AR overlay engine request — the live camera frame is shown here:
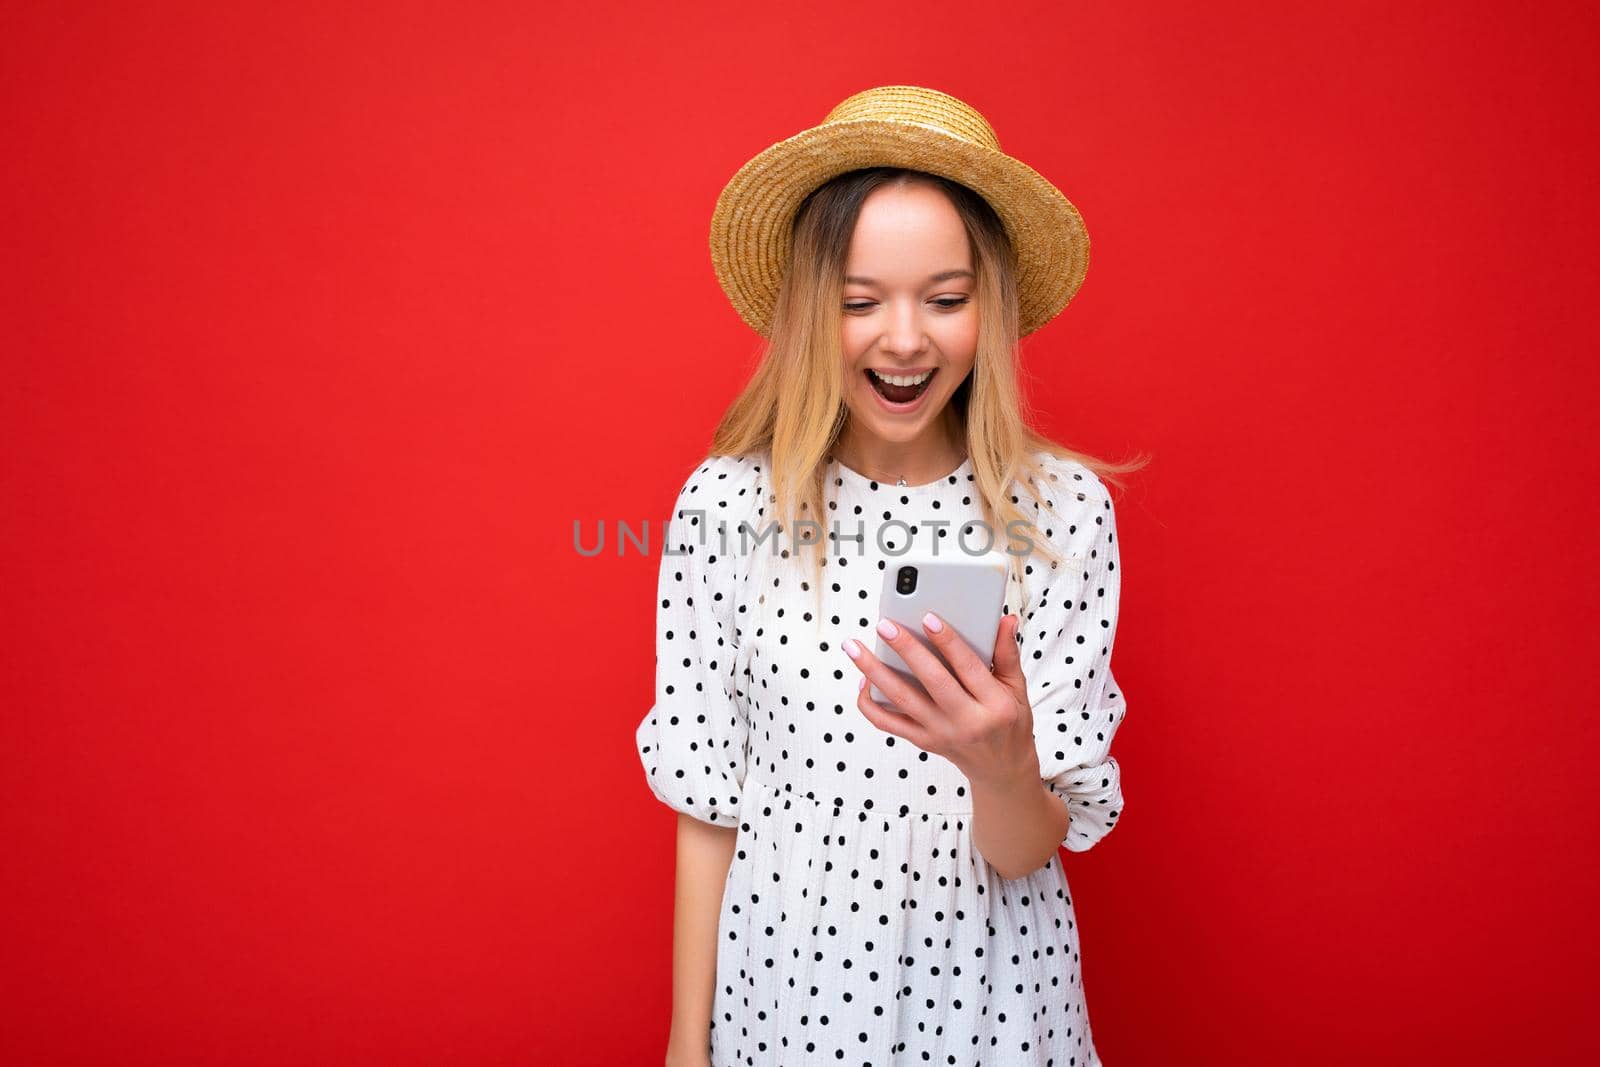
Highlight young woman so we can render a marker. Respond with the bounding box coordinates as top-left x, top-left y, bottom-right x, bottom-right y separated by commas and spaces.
636, 86, 1144, 1067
